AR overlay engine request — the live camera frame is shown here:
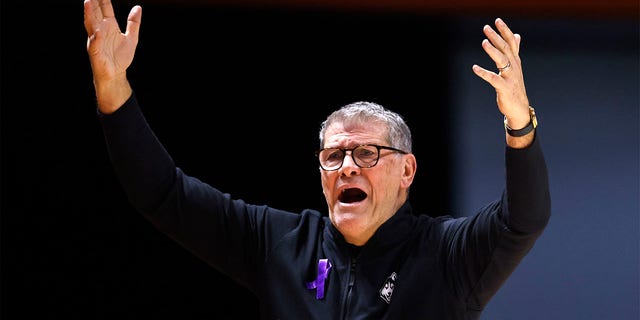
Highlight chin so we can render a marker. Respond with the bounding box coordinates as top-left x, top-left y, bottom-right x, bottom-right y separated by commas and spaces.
332, 210, 364, 231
